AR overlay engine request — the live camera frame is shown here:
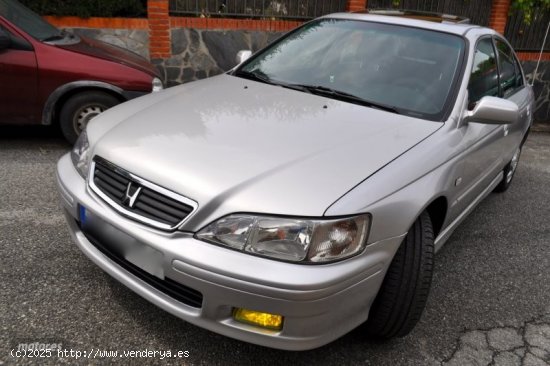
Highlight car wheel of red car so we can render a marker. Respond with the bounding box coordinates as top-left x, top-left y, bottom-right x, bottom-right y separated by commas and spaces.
60, 91, 119, 144
365, 210, 434, 338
